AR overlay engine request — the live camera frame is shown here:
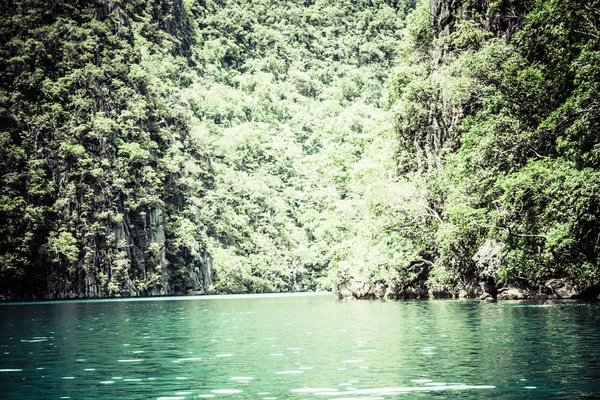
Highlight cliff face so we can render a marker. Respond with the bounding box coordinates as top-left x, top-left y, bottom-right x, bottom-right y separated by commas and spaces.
430, 0, 529, 37
0, 0, 213, 299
